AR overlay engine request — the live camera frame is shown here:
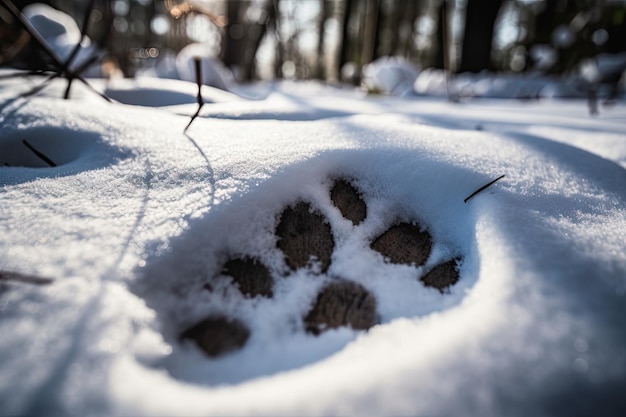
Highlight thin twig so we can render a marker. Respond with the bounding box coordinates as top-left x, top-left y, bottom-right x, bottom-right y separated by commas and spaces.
184, 106, 203, 133
61, 0, 97, 100
76, 71, 112, 102
194, 57, 203, 107
0, 270, 53, 285
464, 174, 505, 203
22, 139, 57, 167
184, 56, 205, 132
63, 0, 96, 70
0, 69, 52, 80
18, 73, 59, 99
63, 54, 102, 99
